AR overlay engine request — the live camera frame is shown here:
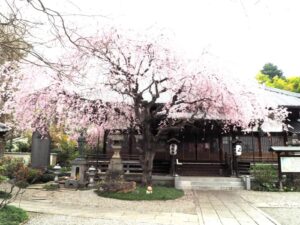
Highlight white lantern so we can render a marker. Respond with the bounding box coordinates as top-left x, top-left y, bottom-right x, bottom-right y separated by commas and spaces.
169, 143, 178, 155
235, 144, 242, 156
